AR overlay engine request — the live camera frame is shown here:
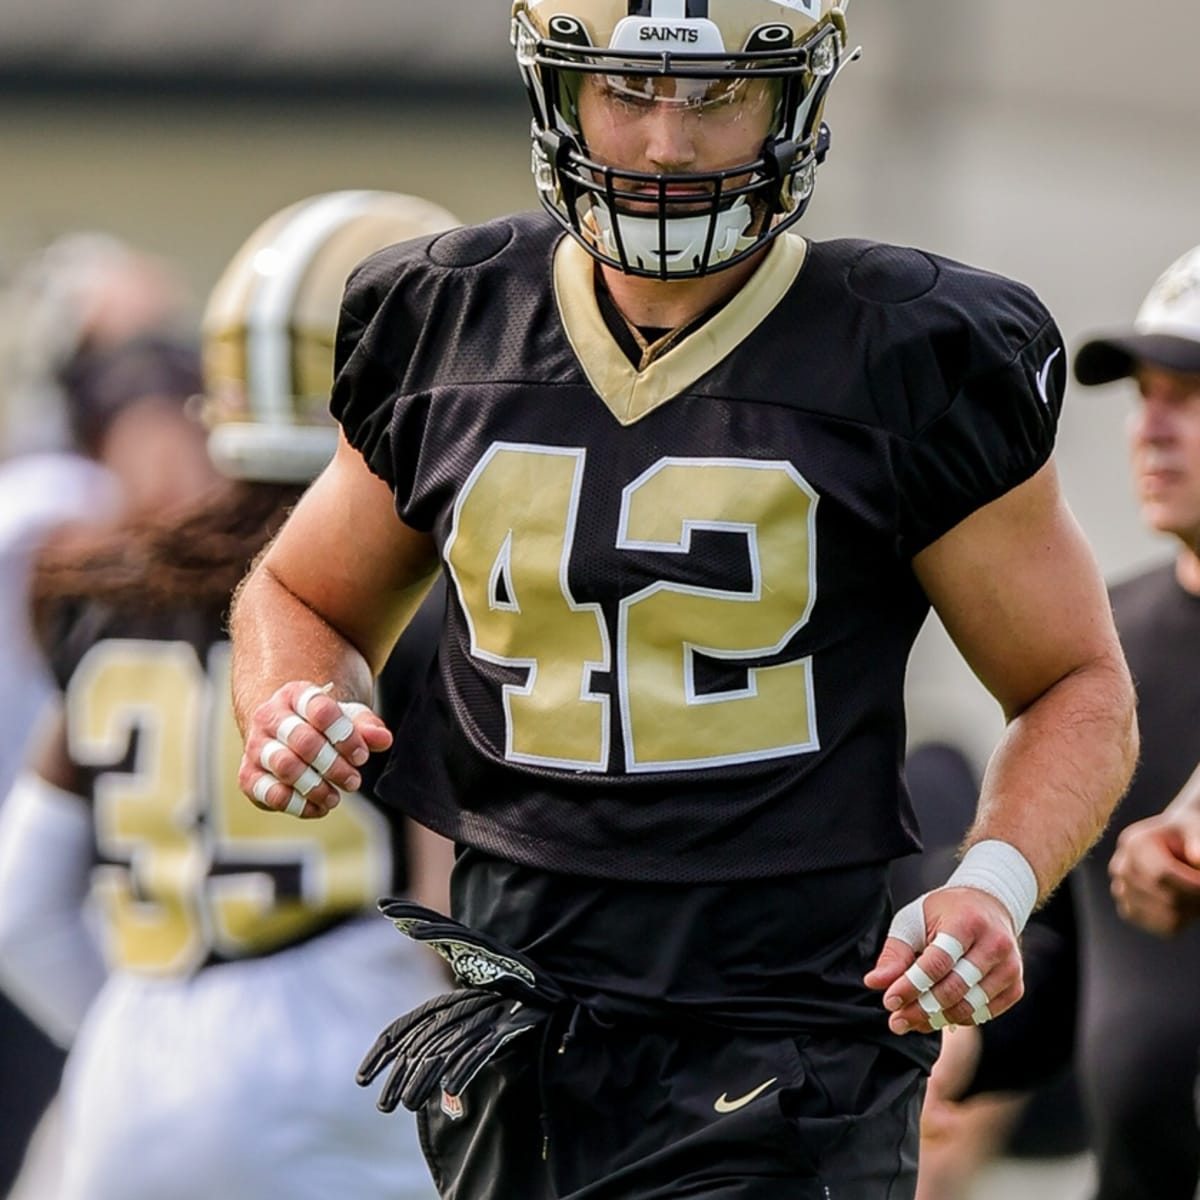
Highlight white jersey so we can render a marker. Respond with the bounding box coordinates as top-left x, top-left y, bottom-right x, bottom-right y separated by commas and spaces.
0, 452, 117, 803
58, 916, 443, 1200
